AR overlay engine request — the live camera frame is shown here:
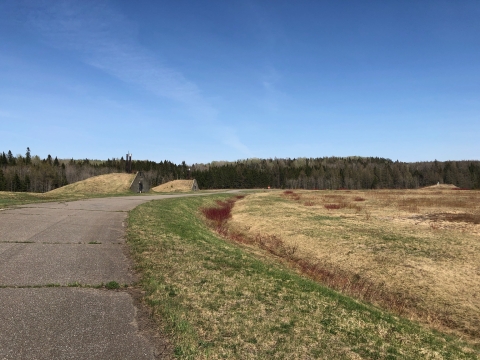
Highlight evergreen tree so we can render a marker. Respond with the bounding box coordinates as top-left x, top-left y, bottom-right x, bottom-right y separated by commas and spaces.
12, 173, 22, 192
7, 150, 15, 165
25, 147, 31, 165
23, 175, 31, 192
0, 169, 6, 191
0, 152, 7, 166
